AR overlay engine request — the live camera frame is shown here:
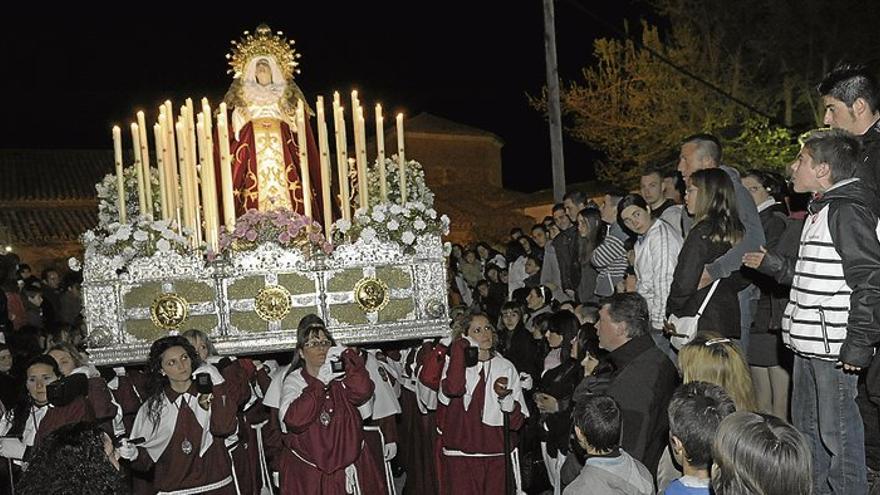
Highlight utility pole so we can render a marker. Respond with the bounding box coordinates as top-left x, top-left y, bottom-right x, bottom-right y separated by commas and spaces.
543, 0, 566, 201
